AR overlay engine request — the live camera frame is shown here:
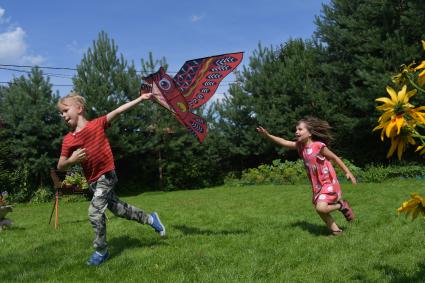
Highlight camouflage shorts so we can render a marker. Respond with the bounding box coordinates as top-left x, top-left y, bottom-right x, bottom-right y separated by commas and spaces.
88, 170, 150, 252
